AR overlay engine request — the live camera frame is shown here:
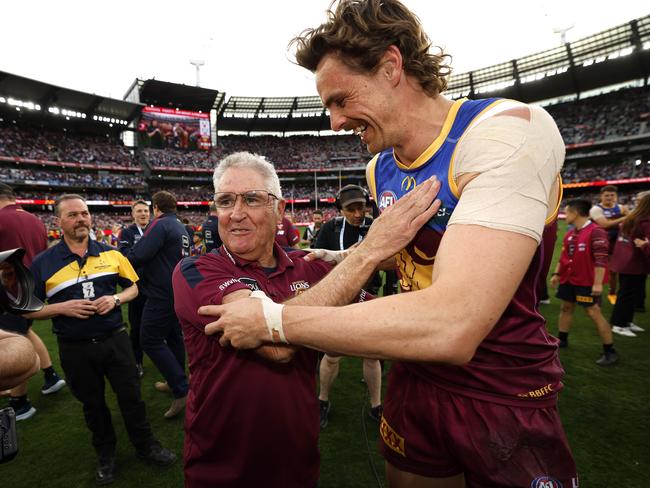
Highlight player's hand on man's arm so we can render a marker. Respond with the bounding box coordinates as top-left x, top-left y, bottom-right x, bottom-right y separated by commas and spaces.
202, 289, 297, 361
